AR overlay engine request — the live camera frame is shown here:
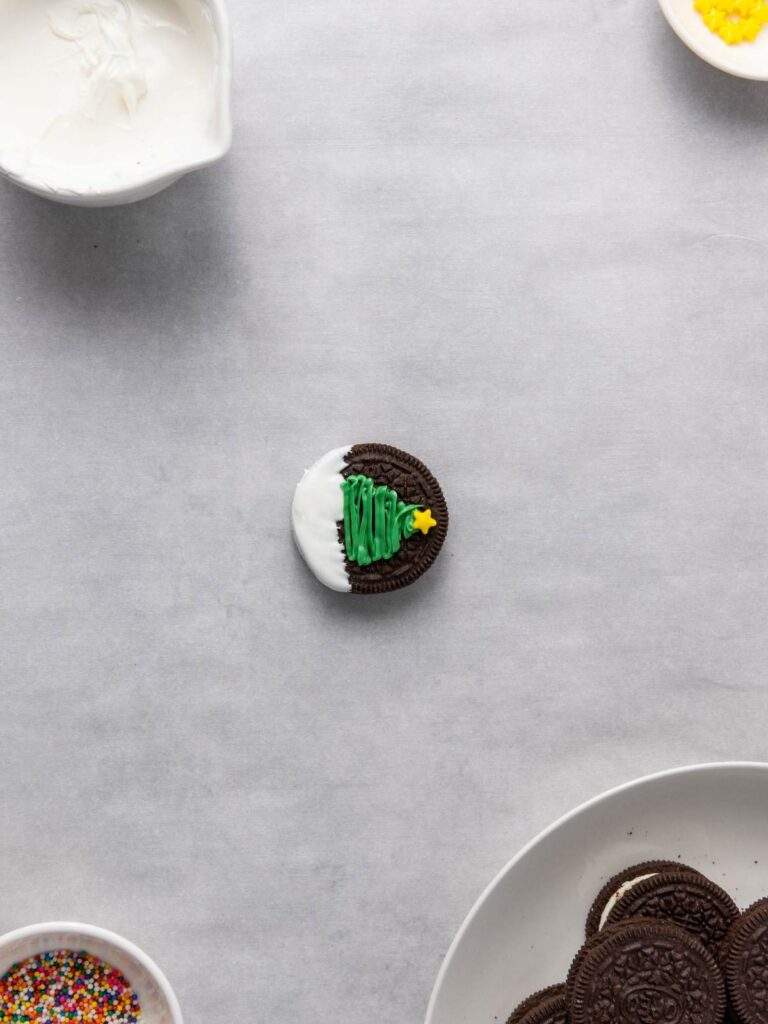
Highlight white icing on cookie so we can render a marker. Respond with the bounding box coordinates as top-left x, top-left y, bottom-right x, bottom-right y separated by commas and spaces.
292, 446, 352, 593
598, 872, 657, 930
